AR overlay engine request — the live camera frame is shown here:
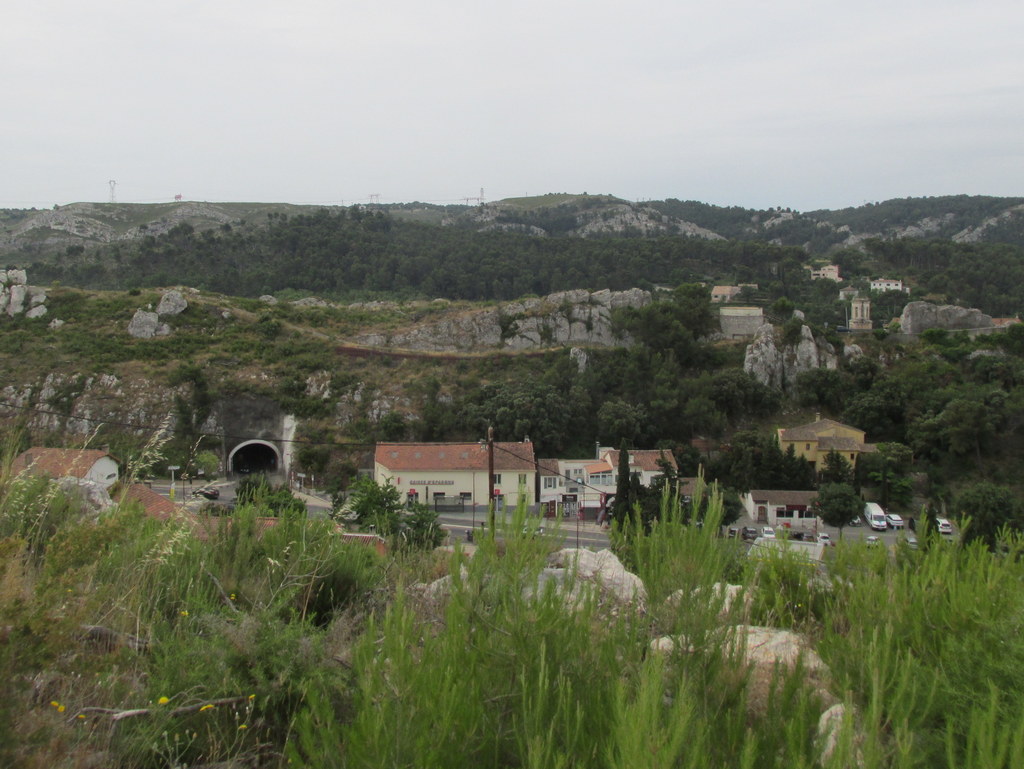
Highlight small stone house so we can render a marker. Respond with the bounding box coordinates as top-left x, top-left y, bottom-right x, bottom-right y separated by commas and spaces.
13, 447, 119, 490
711, 285, 743, 303
742, 489, 820, 527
